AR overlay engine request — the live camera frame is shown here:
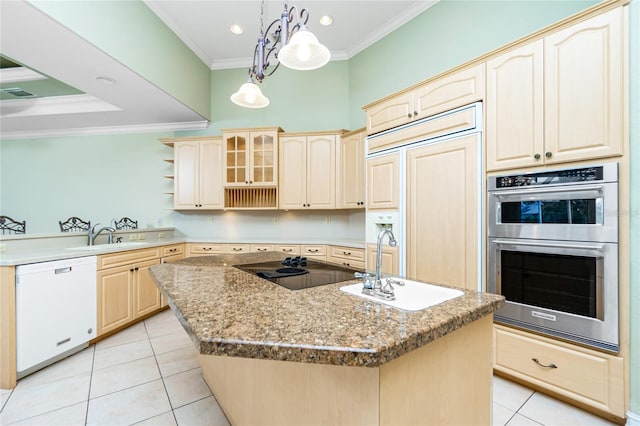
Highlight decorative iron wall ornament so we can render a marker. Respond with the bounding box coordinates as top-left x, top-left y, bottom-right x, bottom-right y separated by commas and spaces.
113, 217, 138, 230
59, 216, 91, 232
0, 215, 26, 234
